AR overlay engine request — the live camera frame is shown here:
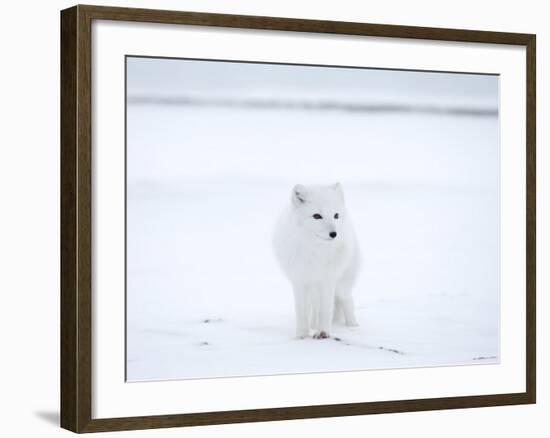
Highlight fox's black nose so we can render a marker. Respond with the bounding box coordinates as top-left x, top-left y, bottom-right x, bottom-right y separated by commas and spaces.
329, 231, 337, 239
